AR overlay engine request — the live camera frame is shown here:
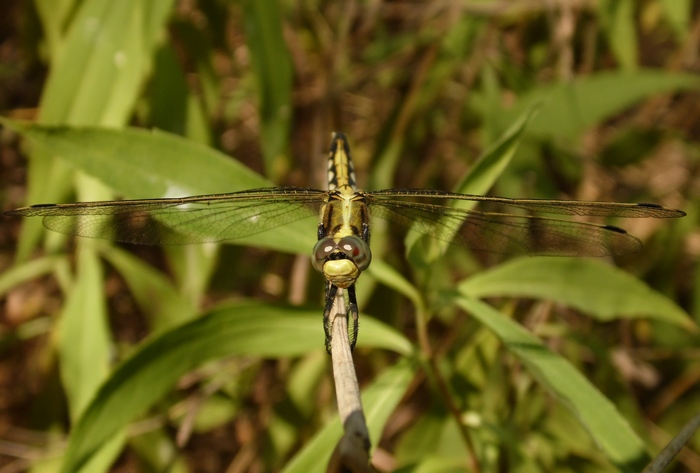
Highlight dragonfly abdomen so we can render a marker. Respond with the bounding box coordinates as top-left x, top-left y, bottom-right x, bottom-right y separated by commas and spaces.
327, 132, 357, 192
